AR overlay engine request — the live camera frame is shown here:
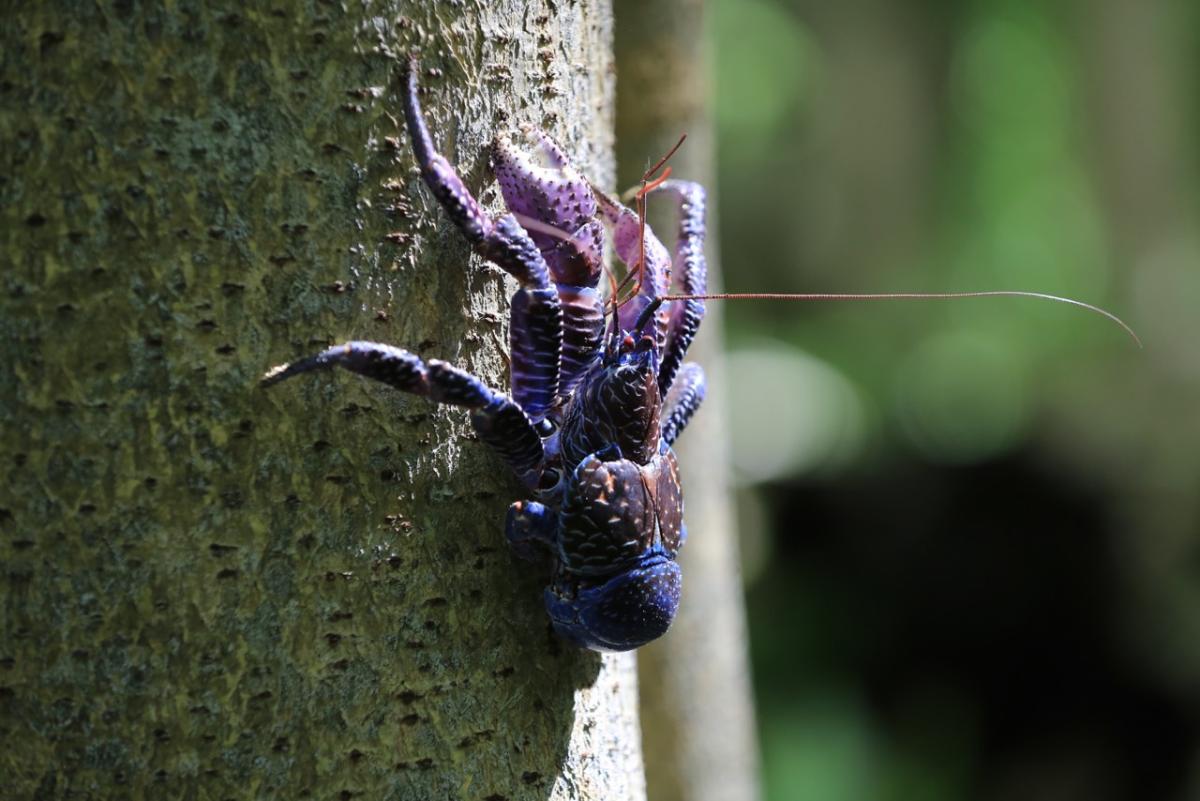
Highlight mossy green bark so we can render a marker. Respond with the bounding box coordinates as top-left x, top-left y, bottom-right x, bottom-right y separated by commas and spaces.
1, 3, 645, 799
